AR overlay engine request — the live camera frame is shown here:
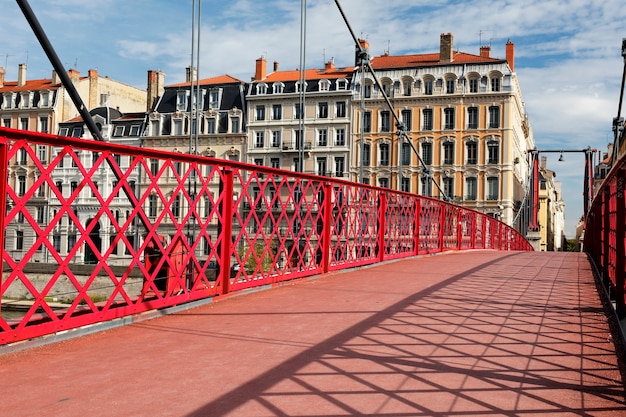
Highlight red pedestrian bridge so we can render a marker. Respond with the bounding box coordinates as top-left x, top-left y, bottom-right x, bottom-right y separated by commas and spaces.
0, 128, 625, 416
